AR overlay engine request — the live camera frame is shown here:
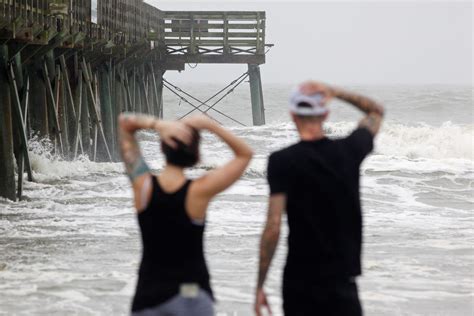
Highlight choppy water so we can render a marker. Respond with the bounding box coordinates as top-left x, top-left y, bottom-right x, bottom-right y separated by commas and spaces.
0, 84, 473, 315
